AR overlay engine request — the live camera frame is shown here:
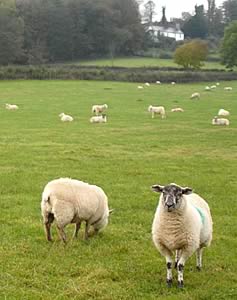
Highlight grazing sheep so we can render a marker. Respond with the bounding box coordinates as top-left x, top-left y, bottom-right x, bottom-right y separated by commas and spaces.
59, 113, 73, 122
90, 114, 107, 123
92, 104, 108, 115
224, 87, 232, 91
145, 82, 150, 86
171, 82, 176, 85
138, 86, 144, 89
5, 103, 19, 110
41, 178, 112, 242
148, 105, 166, 119
210, 85, 217, 89
205, 86, 211, 91
216, 82, 220, 86
218, 109, 230, 116
156, 81, 161, 84
212, 116, 229, 126
151, 183, 213, 288
171, 108, 184, 112
190, 92, 200, 100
